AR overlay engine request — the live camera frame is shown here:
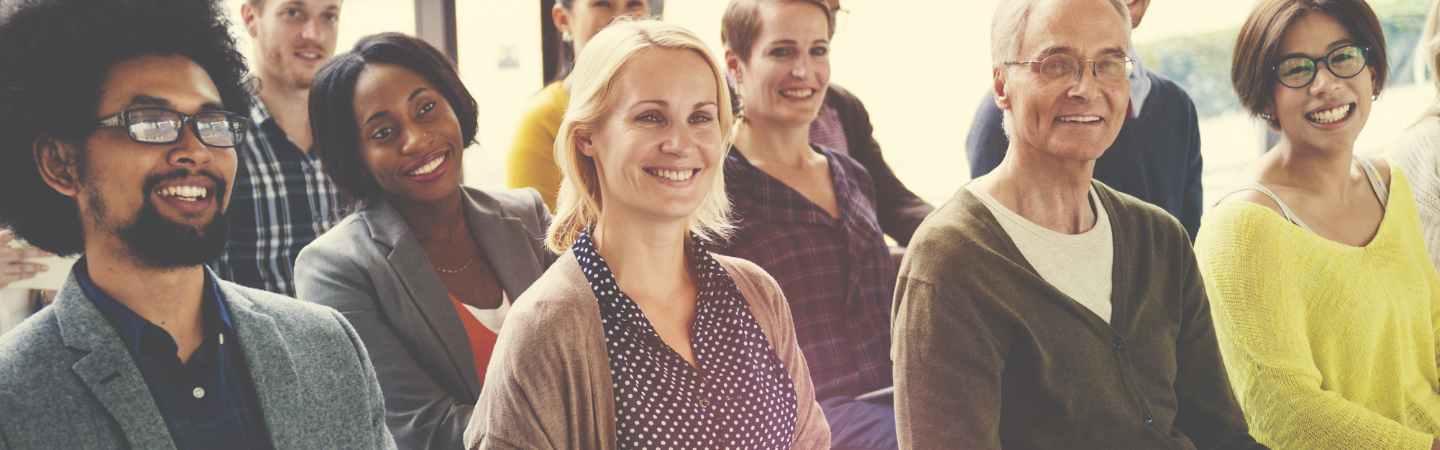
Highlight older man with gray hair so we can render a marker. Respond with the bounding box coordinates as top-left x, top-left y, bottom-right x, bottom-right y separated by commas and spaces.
890, 0, 1265, 448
